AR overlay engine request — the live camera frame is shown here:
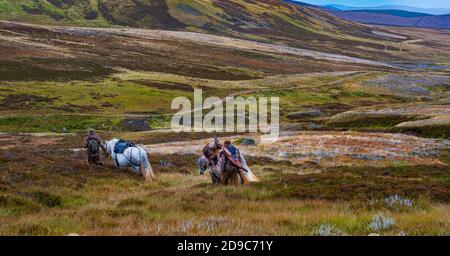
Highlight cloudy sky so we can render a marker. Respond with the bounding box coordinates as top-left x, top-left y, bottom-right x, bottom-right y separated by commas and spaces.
297, 0, 450, 8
